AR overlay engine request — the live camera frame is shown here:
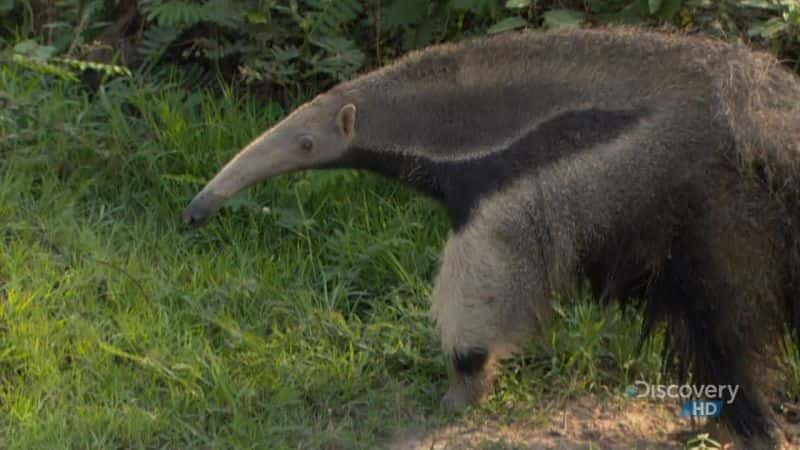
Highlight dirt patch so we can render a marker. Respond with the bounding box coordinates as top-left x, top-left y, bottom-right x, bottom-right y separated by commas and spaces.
389, 396, 800, 449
